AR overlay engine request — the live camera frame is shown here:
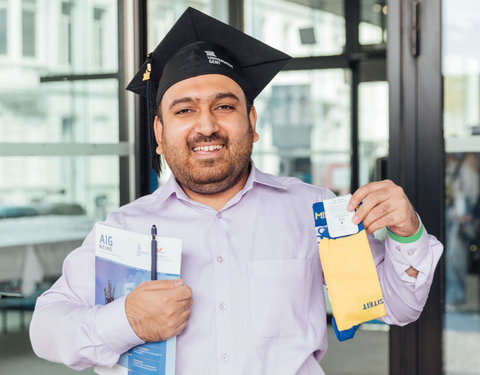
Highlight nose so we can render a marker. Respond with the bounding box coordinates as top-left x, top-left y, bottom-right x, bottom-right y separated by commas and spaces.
194, 109, 219, 136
